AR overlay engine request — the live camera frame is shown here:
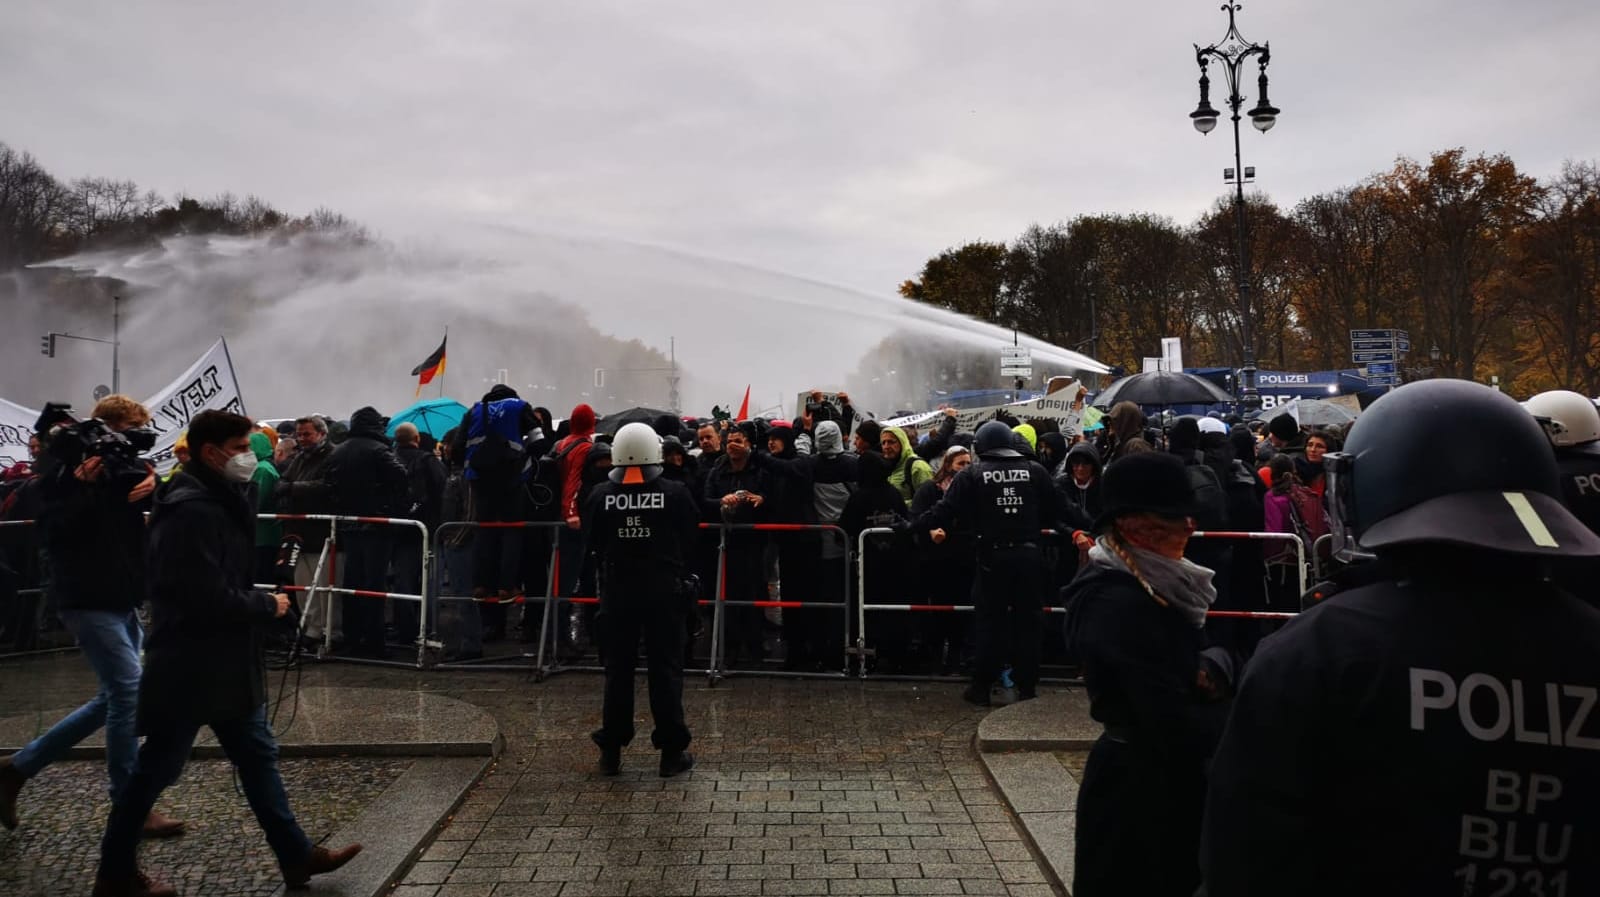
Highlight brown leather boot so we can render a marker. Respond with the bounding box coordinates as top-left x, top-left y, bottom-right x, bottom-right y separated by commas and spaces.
141, 810, 187, 839
89, 868, 177, 897
0, 756, 23, 830
281, 843, 363, 889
